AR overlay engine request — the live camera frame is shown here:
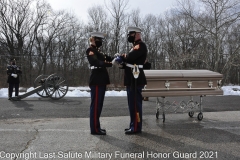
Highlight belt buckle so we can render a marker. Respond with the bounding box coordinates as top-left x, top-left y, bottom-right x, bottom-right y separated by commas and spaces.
133, 64, 140, 79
